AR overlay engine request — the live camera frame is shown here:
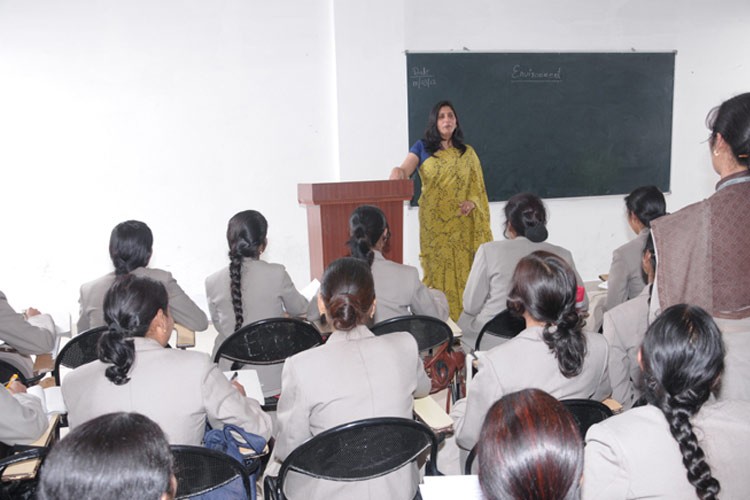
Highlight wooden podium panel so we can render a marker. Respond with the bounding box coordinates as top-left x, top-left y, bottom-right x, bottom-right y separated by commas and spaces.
298, 180, 413, 280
